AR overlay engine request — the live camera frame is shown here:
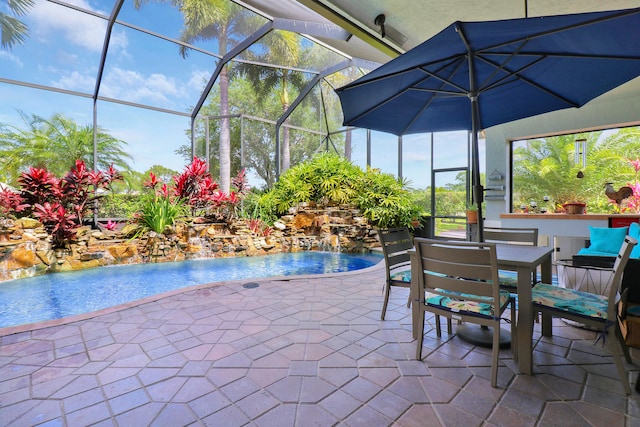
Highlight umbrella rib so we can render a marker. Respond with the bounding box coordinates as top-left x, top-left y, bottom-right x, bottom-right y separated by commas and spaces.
476, 39, 530, 92
344, 57, 468, 127
485, 51, 640, 62
416, 59, 469, 95
476, 54, 579, 107
400, 58, 470, 135
474, 7, 640, 54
